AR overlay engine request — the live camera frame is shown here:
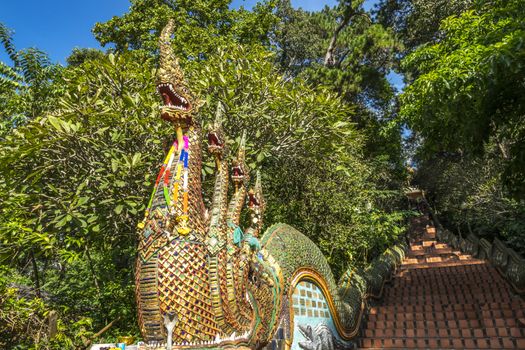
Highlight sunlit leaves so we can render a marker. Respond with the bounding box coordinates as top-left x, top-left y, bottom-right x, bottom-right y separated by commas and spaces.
0, 23, 63, 140
400, 0, 525, 196
93, 0, 276, 55
0, 51, 162, 342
